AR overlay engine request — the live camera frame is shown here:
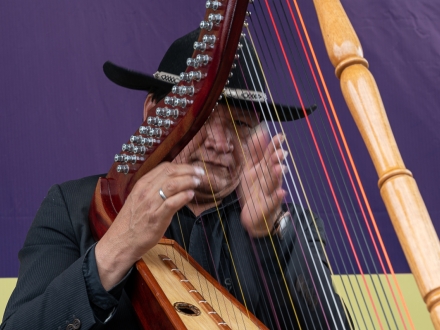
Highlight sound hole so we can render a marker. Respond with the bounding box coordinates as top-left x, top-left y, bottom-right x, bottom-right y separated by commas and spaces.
173, 302, 201, 316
